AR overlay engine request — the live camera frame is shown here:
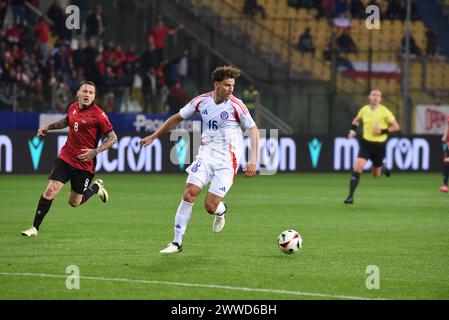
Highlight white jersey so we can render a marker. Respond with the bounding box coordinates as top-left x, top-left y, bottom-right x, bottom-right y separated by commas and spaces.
179, 91, 256, 167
